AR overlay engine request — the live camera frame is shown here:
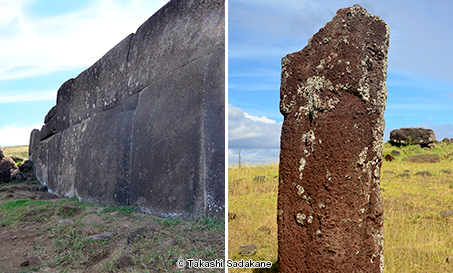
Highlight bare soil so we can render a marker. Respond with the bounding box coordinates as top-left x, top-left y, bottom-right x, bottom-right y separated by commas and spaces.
0, 180, 224, 273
